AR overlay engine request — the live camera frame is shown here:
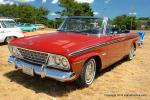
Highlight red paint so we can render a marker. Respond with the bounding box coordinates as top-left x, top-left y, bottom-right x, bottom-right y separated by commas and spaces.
9, 31, 139, 81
